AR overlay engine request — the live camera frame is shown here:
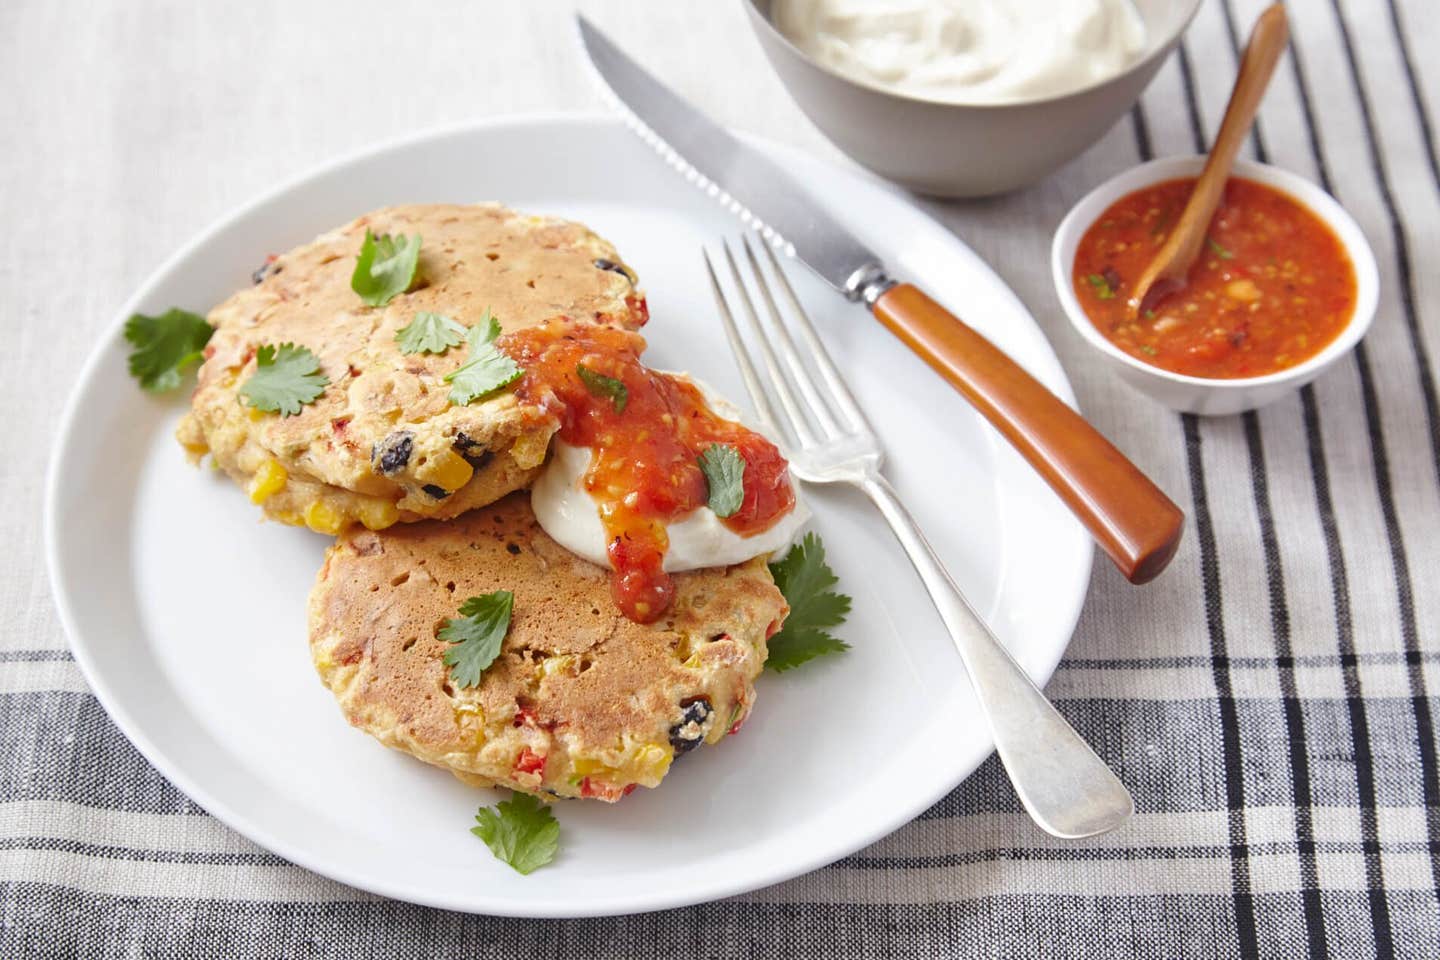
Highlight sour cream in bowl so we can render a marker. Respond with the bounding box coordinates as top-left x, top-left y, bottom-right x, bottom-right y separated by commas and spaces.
744, 0, 1202, 196
771, 0, 1148, 106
